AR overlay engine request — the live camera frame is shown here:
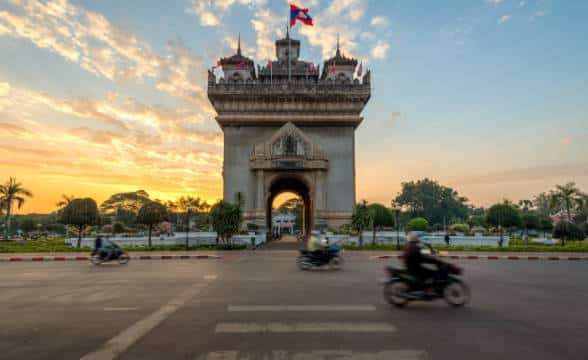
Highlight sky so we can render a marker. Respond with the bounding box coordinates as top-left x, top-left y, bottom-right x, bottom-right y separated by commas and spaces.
0, 0, 587, 214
